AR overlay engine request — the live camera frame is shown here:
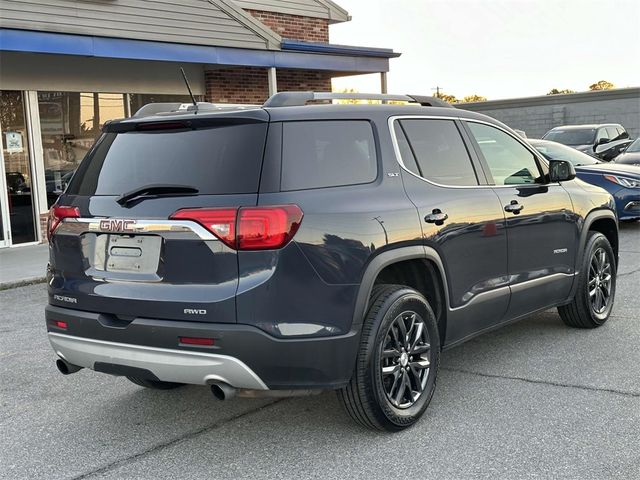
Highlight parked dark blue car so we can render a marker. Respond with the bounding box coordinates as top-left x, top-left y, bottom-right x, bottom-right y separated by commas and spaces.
530, 139, 640, 221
